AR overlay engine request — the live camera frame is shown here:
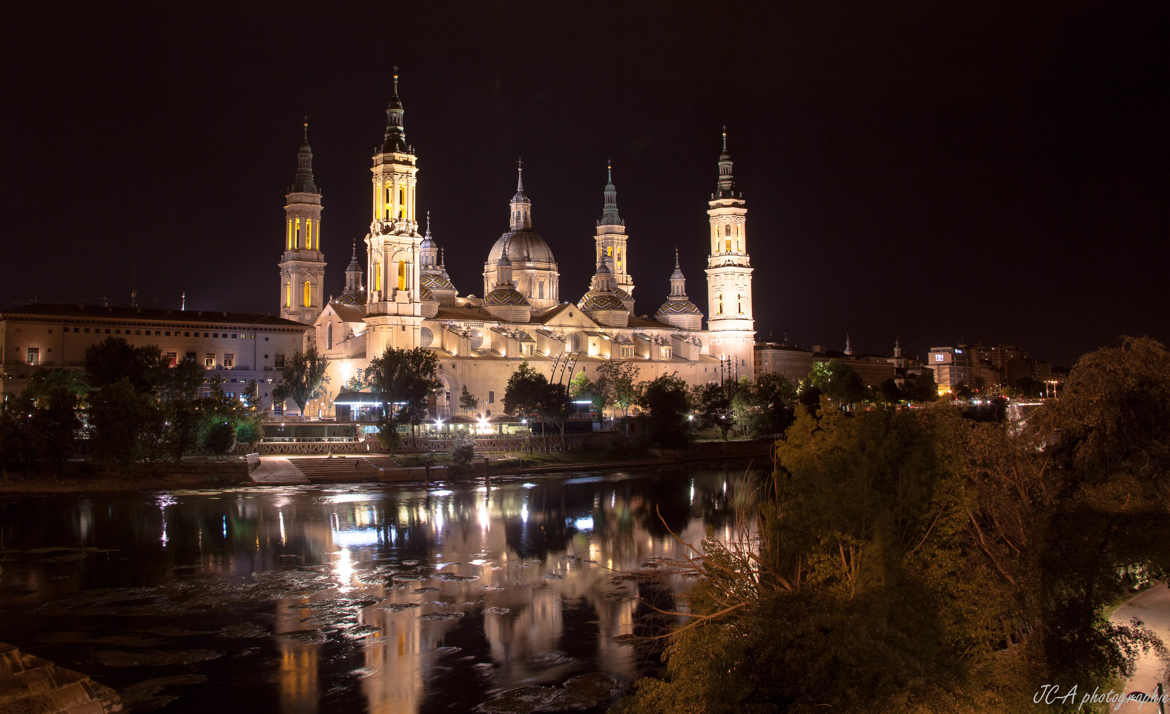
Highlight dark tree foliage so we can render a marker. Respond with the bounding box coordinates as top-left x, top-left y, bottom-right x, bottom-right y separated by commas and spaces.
84, 337, 165, 392
619, 337, 1170, 713
276, 347, 329, 416
636, 372, 690, 448
367, 347, 442, 444
806, 360, 868, 407
693, 382, 735, 440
